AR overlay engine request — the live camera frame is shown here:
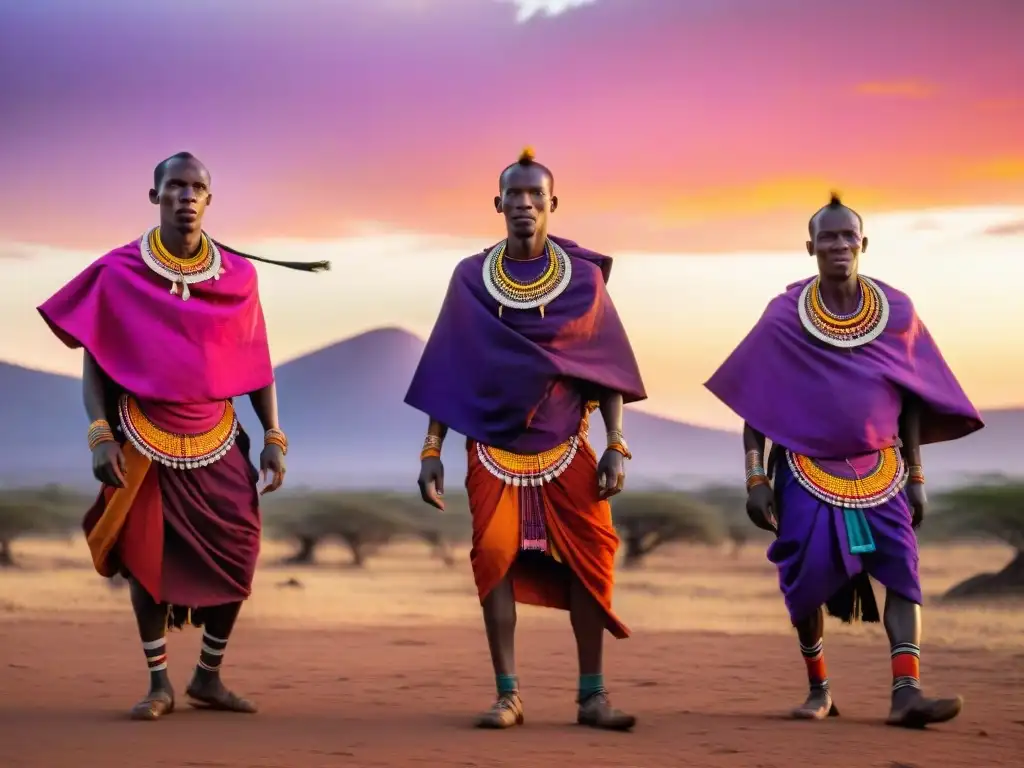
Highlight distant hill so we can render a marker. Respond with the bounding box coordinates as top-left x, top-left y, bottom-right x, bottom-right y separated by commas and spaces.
1, 328, 1020, 491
